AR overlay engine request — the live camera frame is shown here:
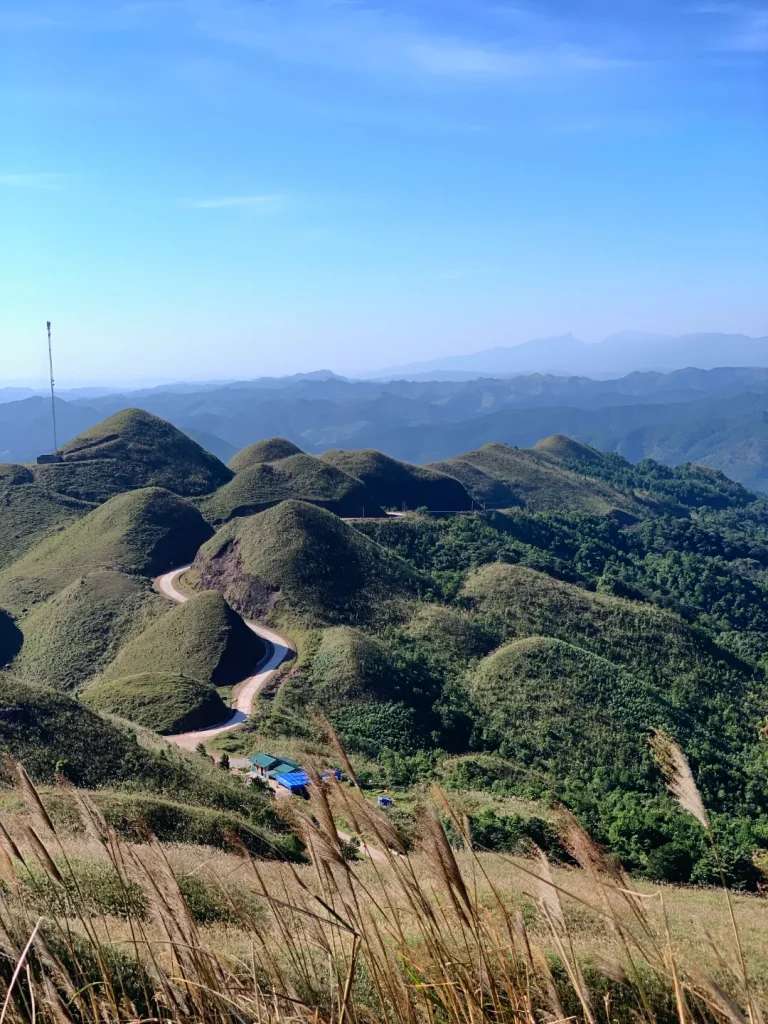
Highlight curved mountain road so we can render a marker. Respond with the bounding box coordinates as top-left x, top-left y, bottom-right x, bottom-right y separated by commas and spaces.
154, 565, 294, 750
